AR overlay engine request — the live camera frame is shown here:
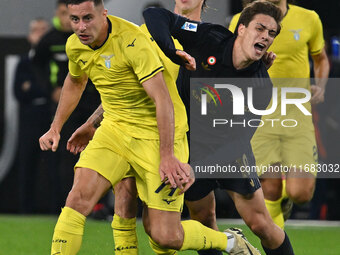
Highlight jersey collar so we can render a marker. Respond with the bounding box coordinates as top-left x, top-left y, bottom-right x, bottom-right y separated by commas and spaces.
89, 17, 112, 50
